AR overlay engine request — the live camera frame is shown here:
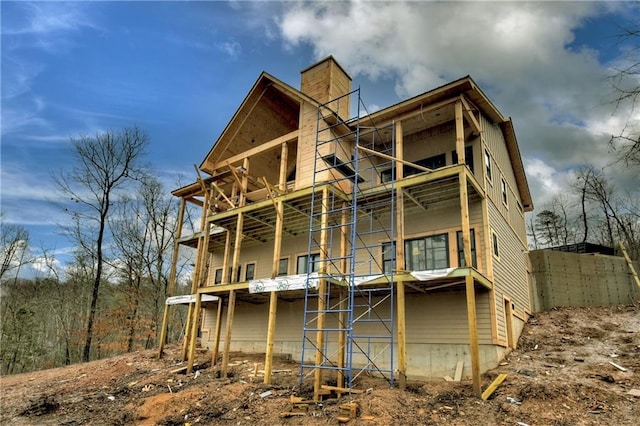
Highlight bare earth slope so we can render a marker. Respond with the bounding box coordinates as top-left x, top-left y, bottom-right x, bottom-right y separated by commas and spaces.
1, 305, 639, 425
